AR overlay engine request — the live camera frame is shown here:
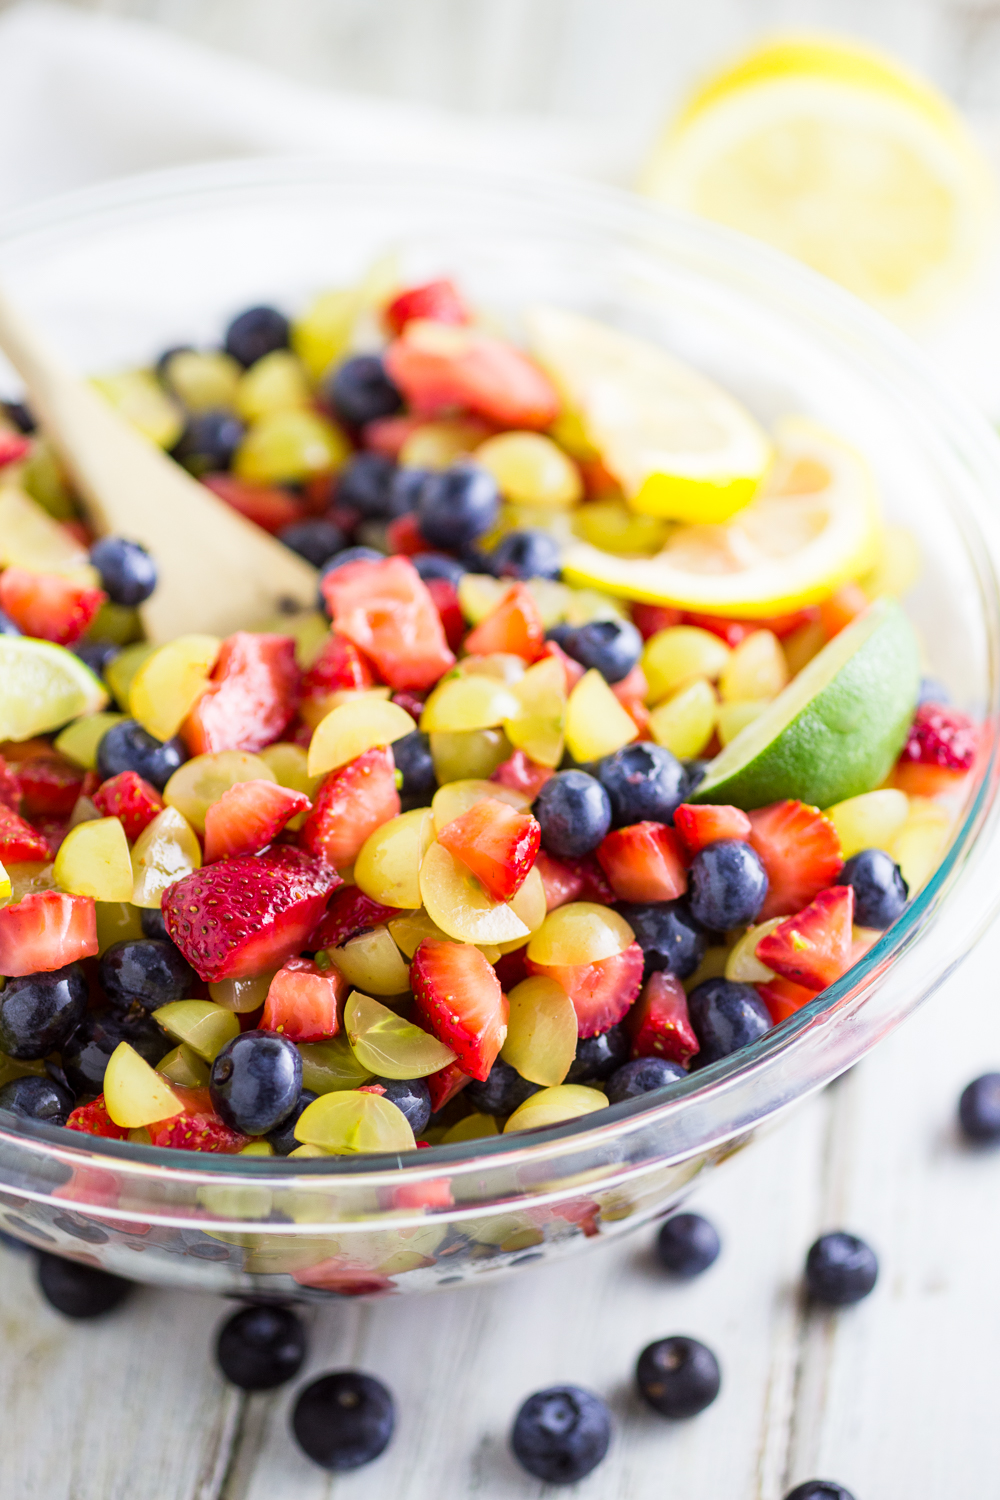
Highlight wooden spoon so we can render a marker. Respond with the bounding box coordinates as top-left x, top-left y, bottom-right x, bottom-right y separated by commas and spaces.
0, 287, 320, 643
